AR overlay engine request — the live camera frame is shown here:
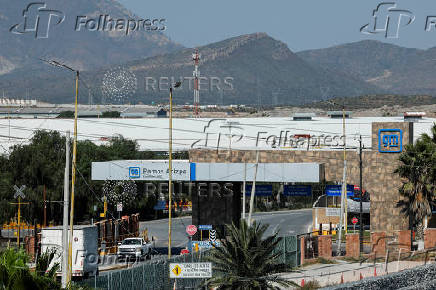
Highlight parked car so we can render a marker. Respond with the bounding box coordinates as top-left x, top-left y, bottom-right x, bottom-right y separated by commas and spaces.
117, 237, 153, 260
